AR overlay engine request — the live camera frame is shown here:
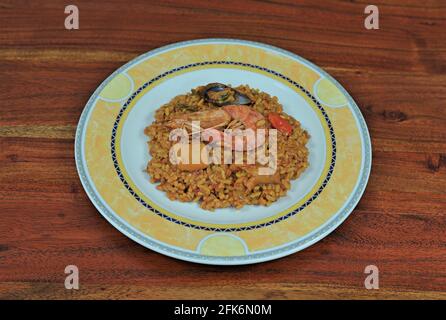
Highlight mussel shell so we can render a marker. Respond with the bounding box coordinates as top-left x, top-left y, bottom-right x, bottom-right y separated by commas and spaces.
202, 83, 252, 106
